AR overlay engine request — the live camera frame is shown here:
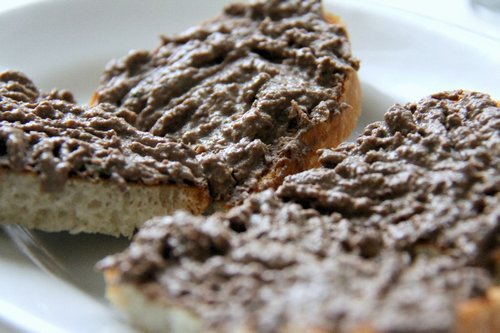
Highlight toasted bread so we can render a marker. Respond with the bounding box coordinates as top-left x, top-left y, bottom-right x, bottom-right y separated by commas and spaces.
99, 91, 500, 332
93, 0, 361, 207
0, 71, 209, 237
1, 0, 361, 236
